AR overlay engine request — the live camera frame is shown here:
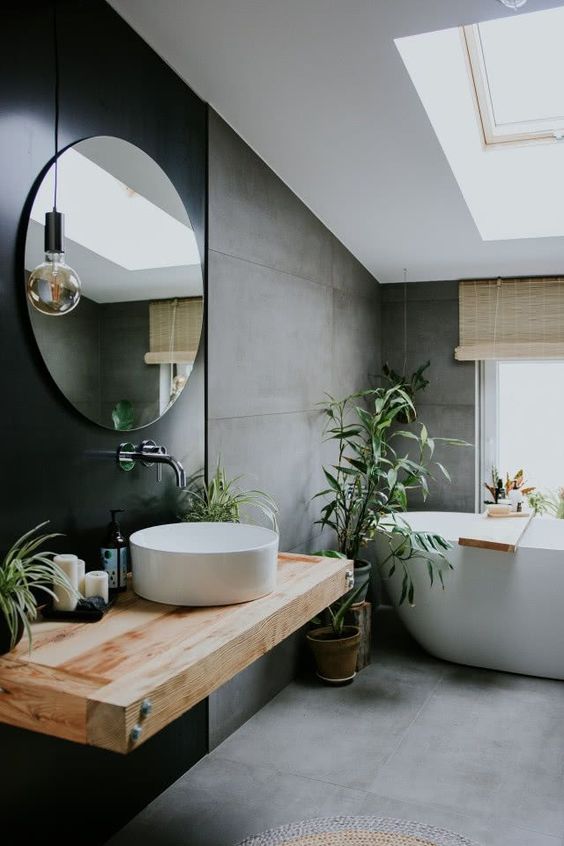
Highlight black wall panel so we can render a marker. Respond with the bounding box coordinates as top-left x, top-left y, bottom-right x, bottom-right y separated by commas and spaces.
0, 1, 208, 842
